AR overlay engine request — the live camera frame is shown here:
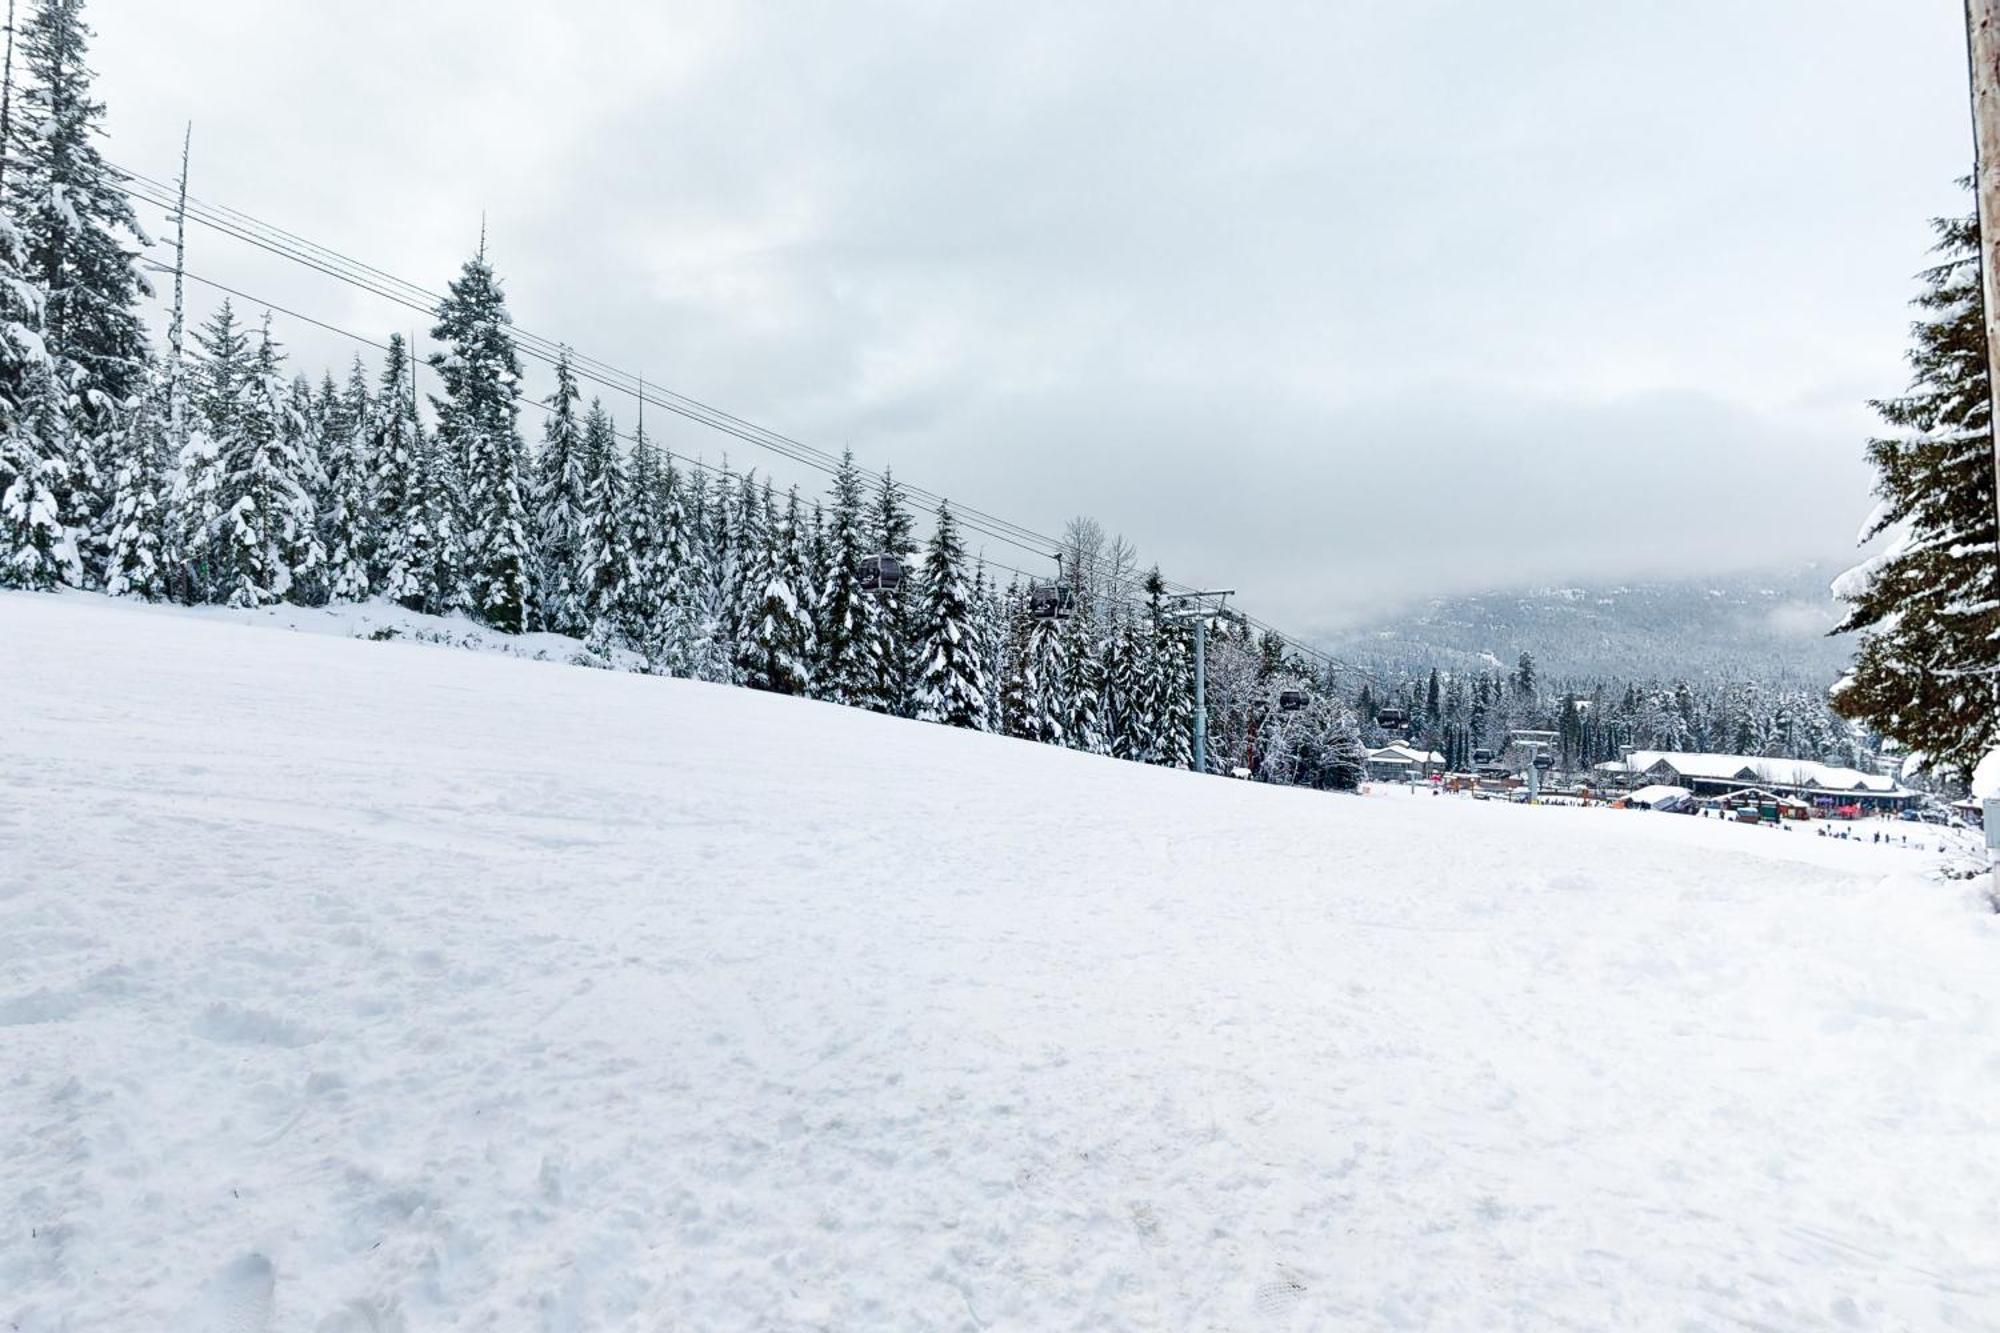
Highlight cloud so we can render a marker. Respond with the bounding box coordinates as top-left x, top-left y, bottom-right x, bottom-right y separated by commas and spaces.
89, 0, 1971, 632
